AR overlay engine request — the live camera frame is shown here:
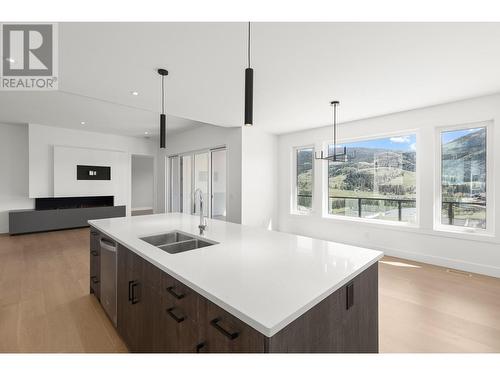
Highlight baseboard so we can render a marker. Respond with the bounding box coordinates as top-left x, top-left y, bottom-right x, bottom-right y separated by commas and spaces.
360, 243, 500, 278
132, 207, 154, 211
